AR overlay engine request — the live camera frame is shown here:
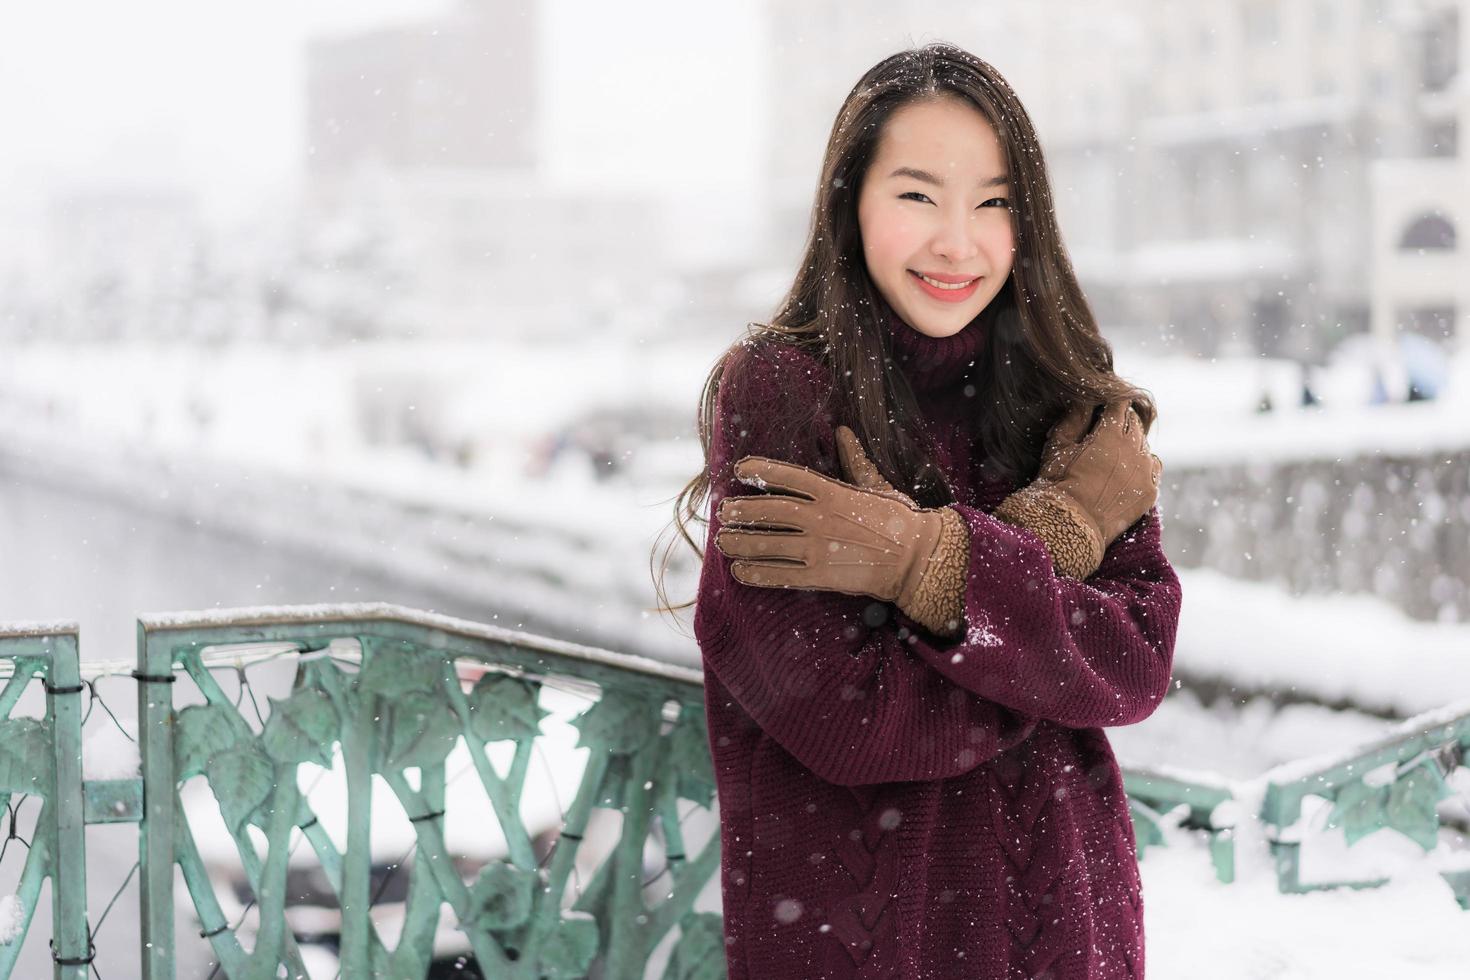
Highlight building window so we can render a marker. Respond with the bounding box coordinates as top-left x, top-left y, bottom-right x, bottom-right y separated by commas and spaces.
1426, 120, 1458, 158
1243, 1, 1279, 44
1398, 305, 1456, 342
1398, 213, 1456, 250
1422, 10, 1459, 92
